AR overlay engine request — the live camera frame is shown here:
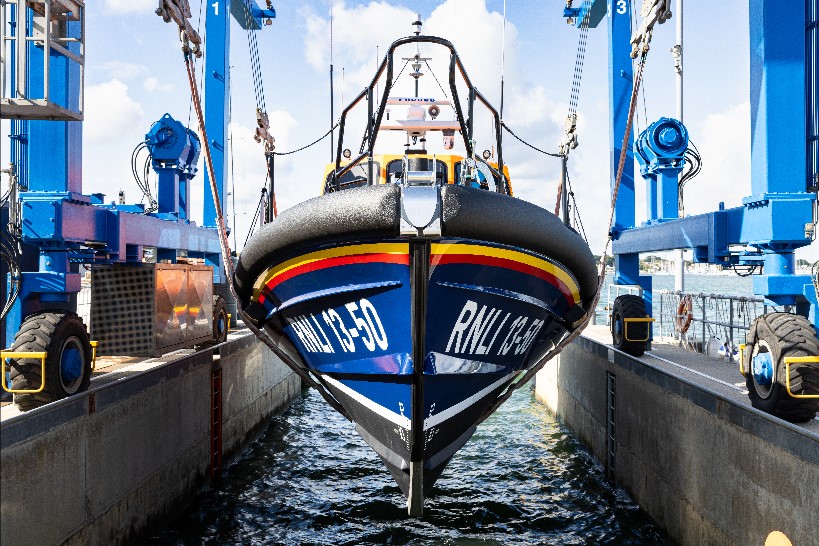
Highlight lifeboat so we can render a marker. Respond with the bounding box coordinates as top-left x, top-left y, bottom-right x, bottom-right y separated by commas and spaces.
234, 31, 598, 515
